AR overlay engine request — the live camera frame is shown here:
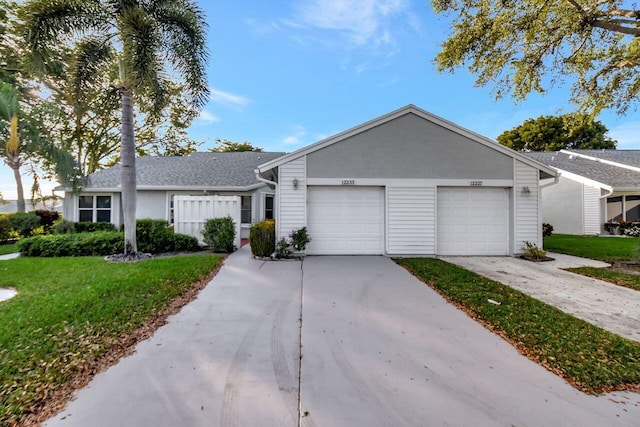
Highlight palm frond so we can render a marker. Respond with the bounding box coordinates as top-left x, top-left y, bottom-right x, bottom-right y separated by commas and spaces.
67, 35, 115, 104
147, 0, 209, 108
0, 82, 18, 120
